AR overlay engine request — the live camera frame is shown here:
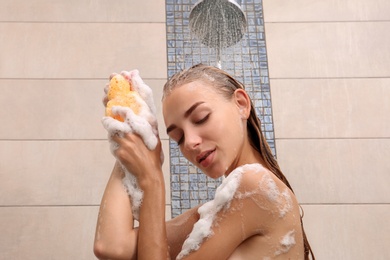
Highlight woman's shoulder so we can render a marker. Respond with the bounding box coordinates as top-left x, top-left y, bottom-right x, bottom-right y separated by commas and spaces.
232, 163, 298, 218
202, 163, 268, 215
233, 163, 290, 191
230, 163, 273, 190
